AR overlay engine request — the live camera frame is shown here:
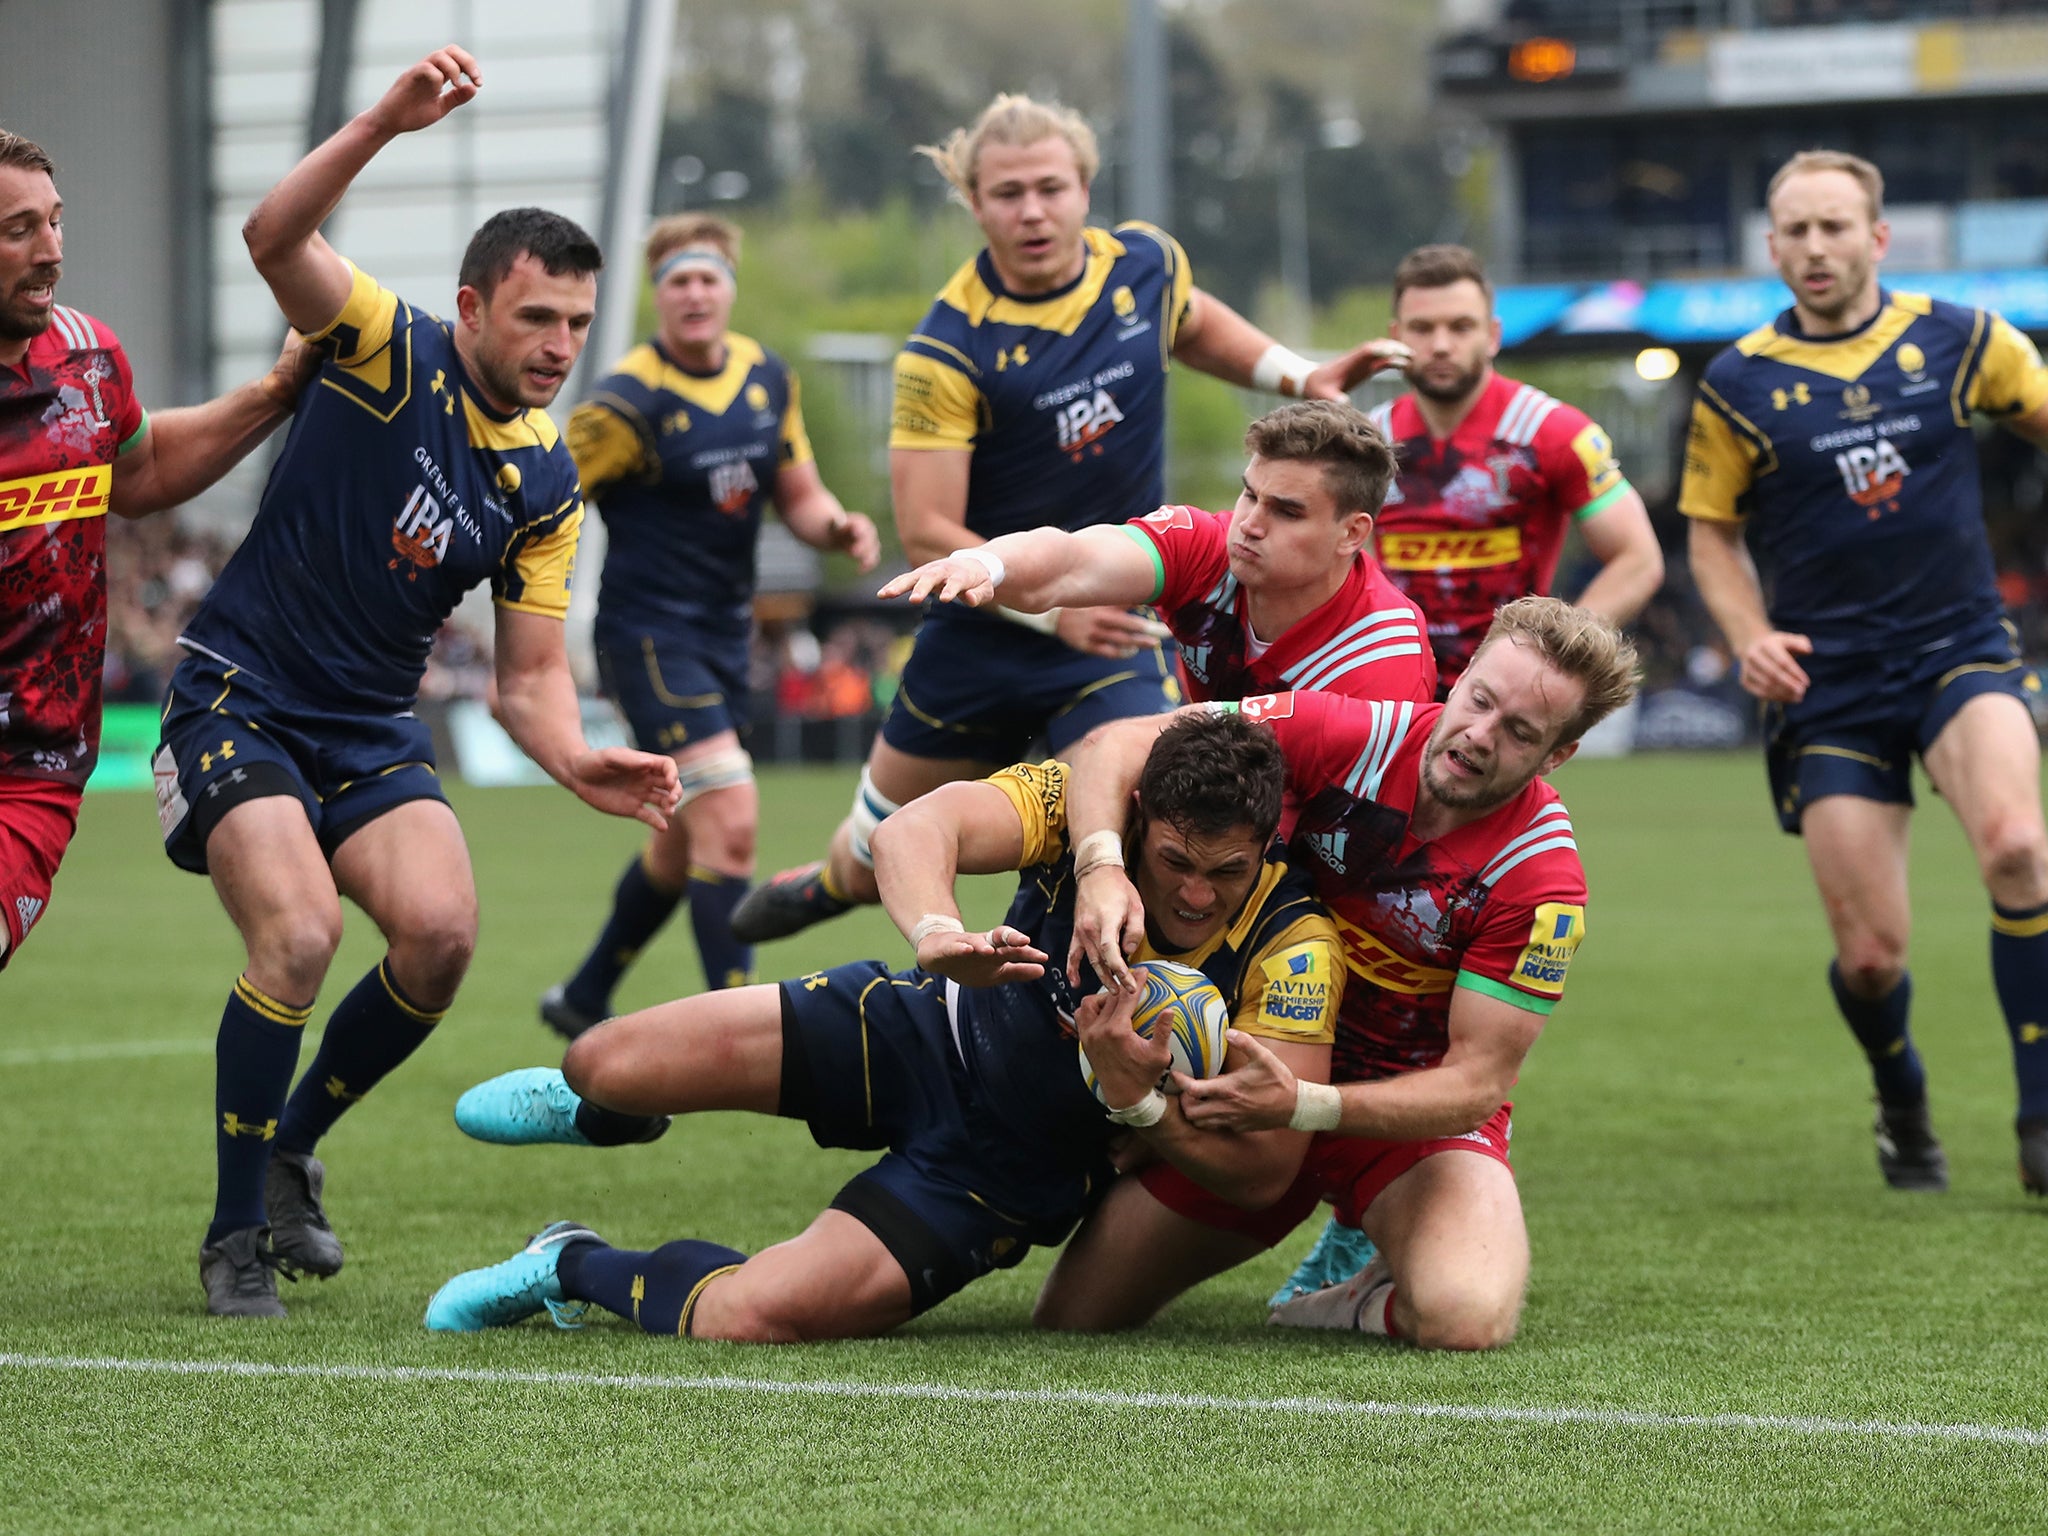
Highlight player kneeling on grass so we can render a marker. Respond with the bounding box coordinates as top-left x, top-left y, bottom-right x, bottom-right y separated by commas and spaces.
1035, 596, 1639, 1349
429, 711, 1343, 1340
